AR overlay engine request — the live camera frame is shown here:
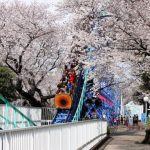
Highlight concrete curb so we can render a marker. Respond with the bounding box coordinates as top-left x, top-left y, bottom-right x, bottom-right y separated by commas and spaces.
90, 136, 113, 150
